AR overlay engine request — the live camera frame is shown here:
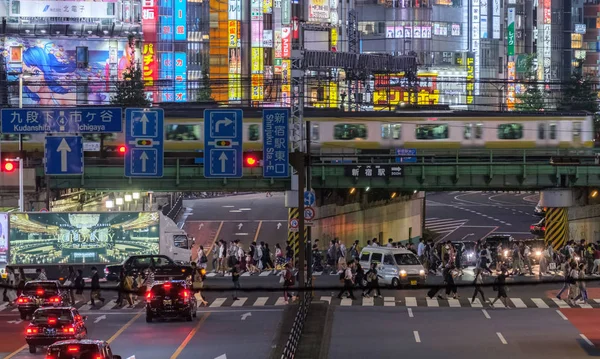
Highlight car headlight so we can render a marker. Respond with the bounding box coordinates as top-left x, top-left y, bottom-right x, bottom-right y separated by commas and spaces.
419, 269, 425, 276
535, 251, 542, 256
399, 269, 407, 277
466, 252, 474, 258
575, 256, 580, 261
503, 250, 509, 257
